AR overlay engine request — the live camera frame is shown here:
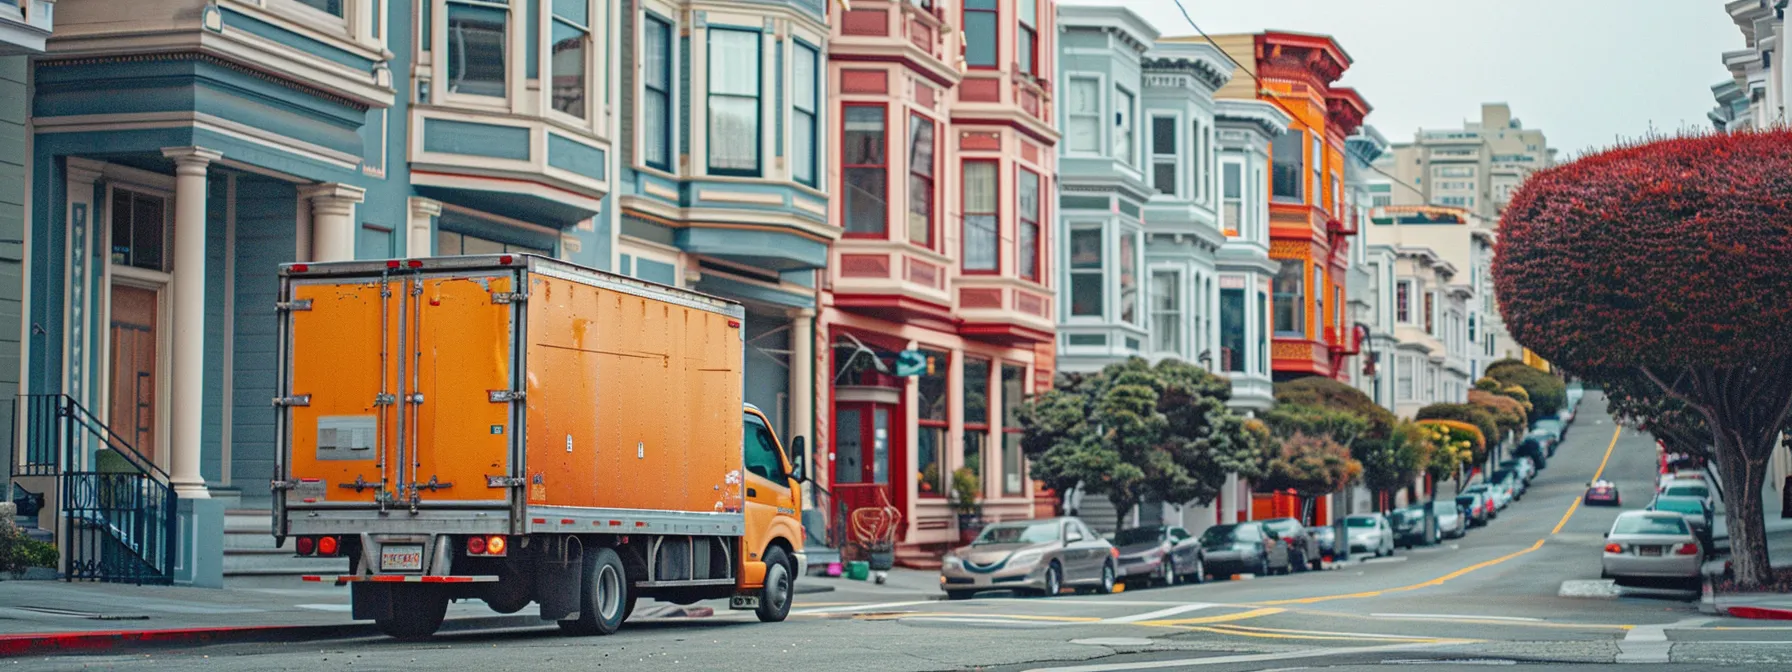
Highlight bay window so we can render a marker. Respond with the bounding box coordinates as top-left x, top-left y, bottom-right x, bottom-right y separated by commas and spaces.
793, 43, 819, 186
1396, 280, 1412, 323
908, 114, 935, 246
708, 28, 761, 175
1066, 77, 1100, 153
1119, 231, 1138, 325
1271, 129, 1304, 201
641, 15, 672, 170
962, 160, 999, 271
1018, 169, 1040, 281
1069, 228, 1103, 317
842, 105, 888, 236
1150, 116, 1177, 196
963, 0, 997, 69
1150, 269, 1182, 356
446, 0, 508, 98
1018, 0, 1038, 76
1273, 258, 1305, 335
